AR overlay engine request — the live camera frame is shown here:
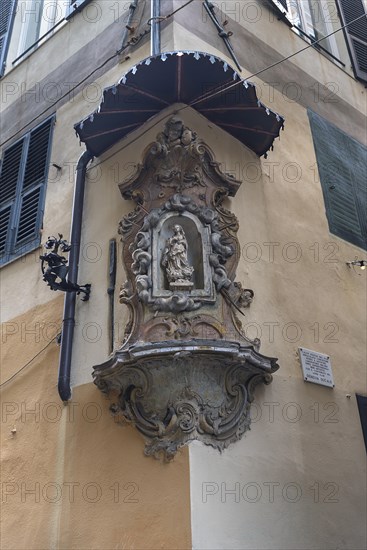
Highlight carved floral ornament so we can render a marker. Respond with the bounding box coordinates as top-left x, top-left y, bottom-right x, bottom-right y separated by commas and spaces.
93, 117, 279, 460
